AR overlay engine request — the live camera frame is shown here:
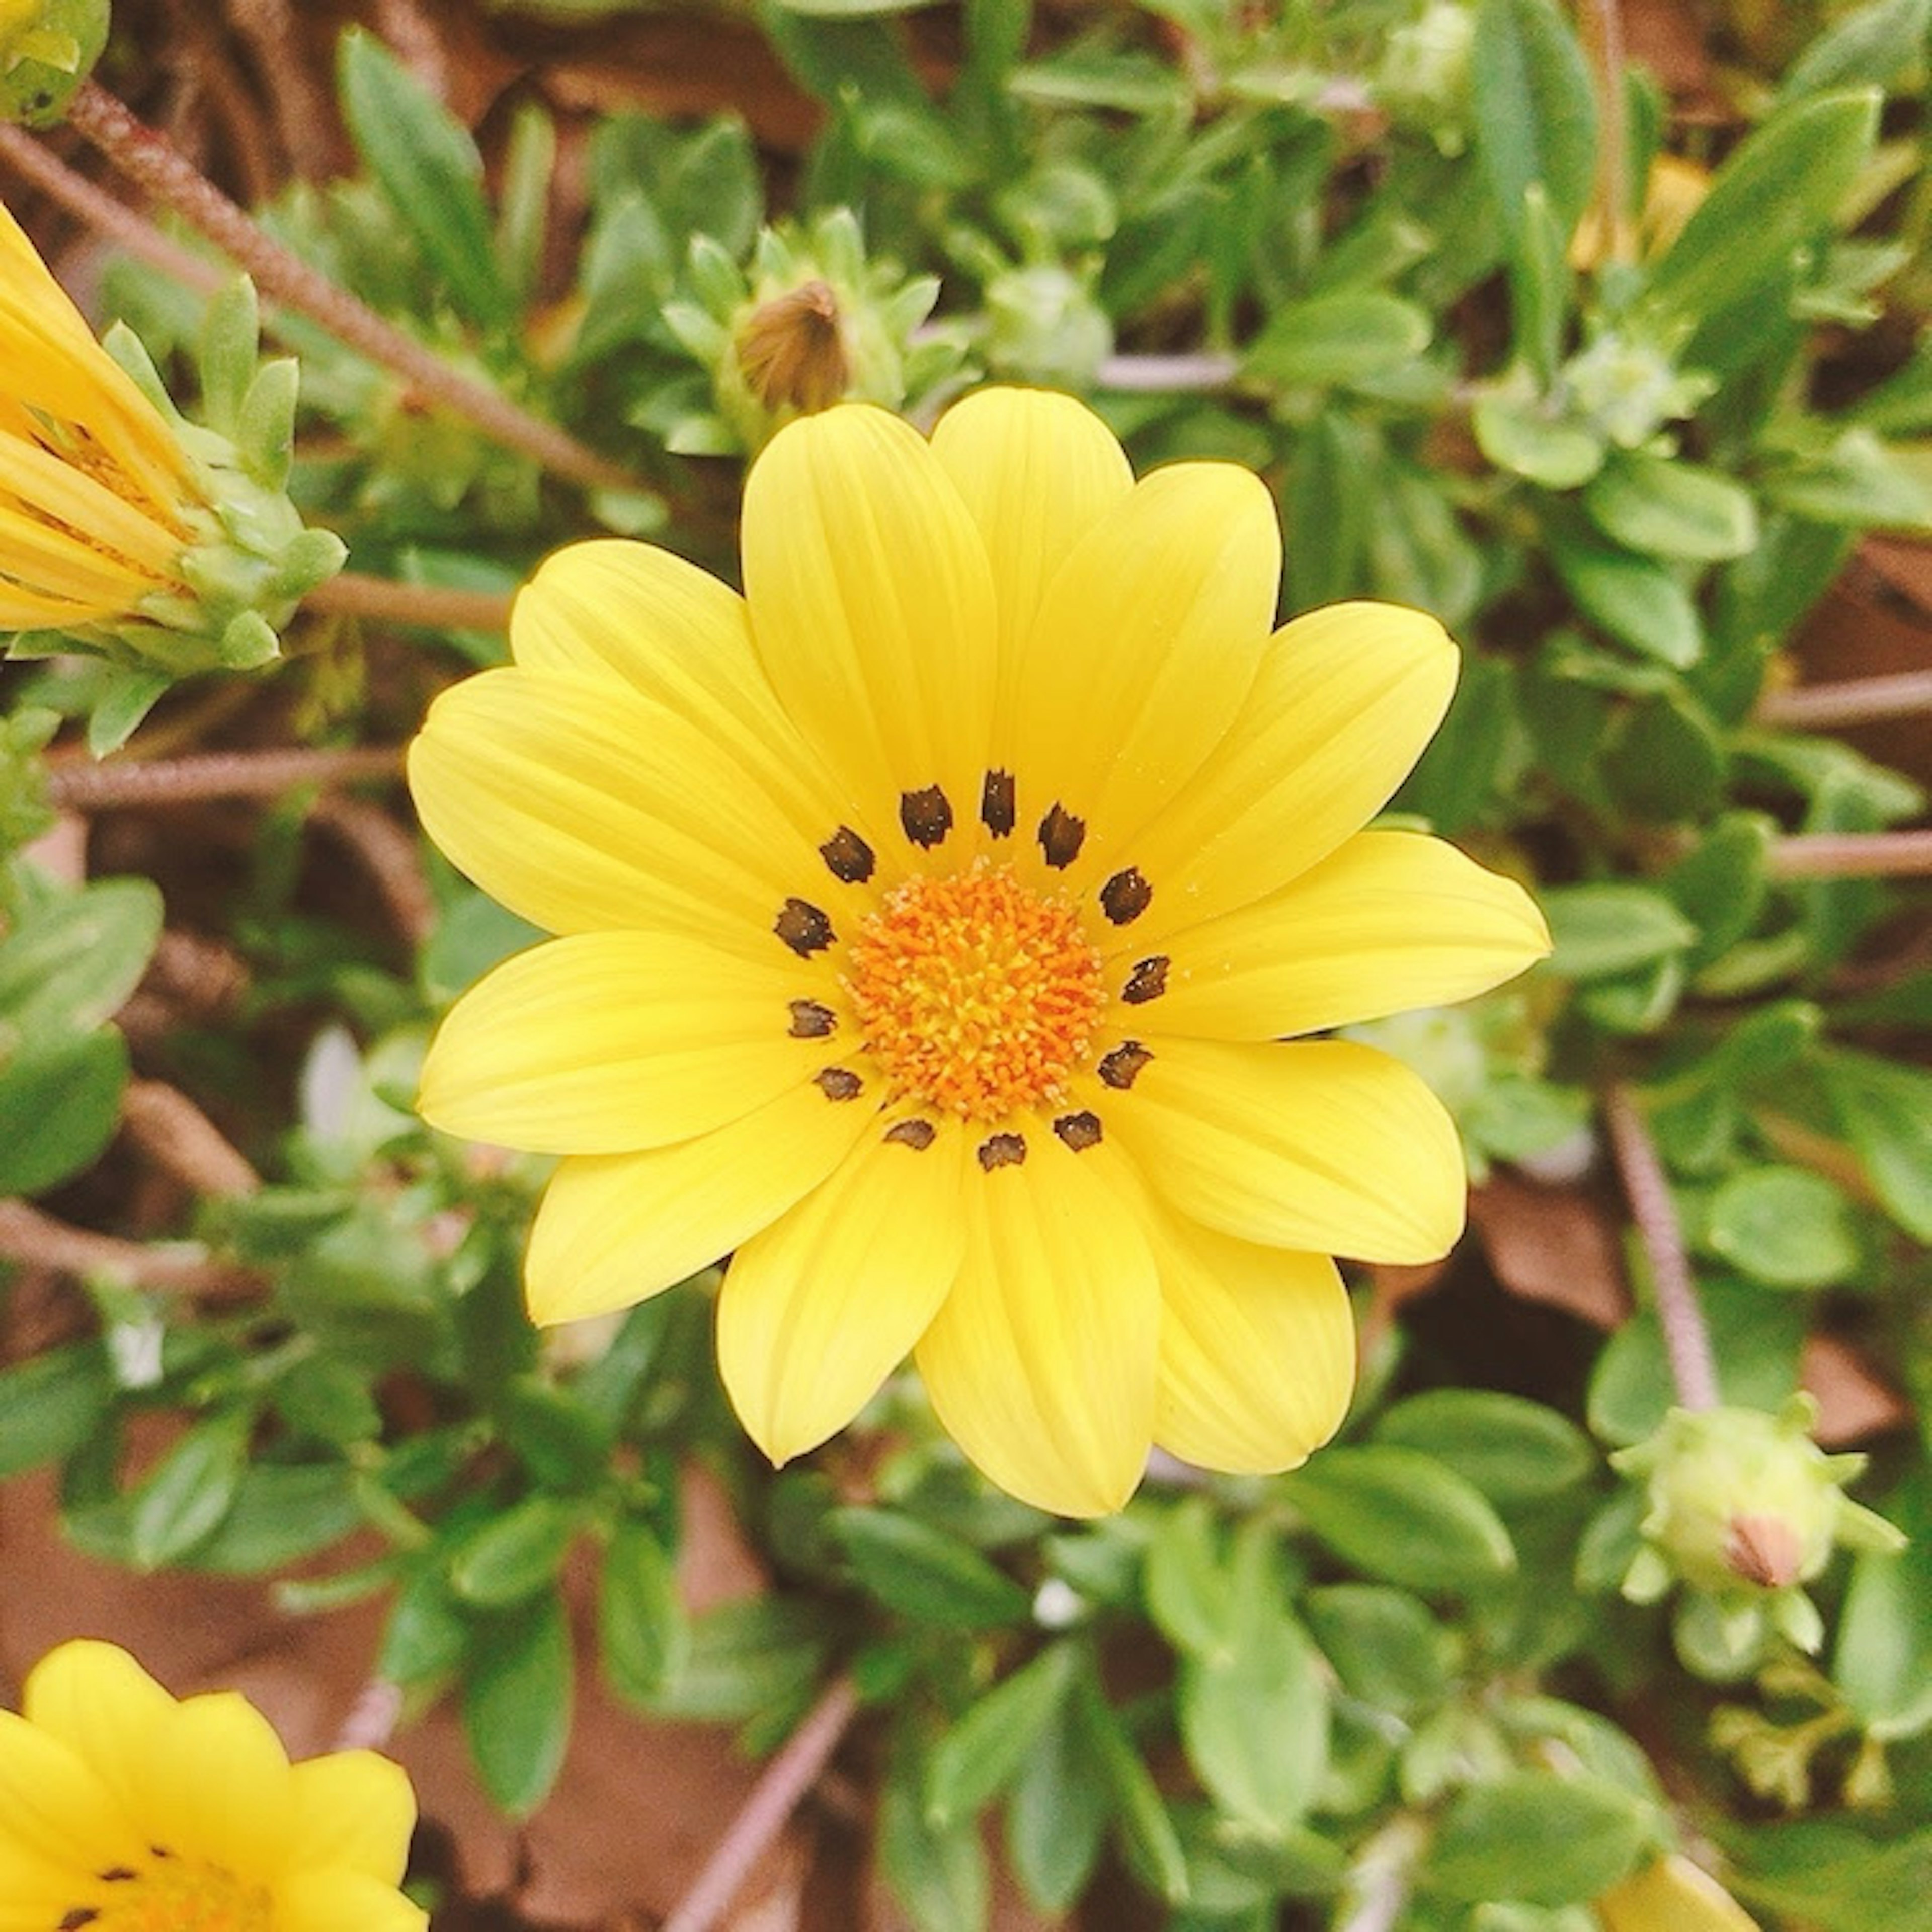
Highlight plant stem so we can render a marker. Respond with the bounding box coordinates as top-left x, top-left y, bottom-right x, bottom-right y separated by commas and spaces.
306, 570, 514, 631
1756, 668, 1932, 729
61, 81, 639, 495
1098, 351, 1240, 392
0, 1199, 262, 1301
121, 1080, 260, 1198
1768, 830, 1932, 879
1604, 1084, 1719, 1412
1591, 0, 1635, 265
661, 1675, 860, 1932
46, 745, 402, 811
